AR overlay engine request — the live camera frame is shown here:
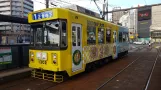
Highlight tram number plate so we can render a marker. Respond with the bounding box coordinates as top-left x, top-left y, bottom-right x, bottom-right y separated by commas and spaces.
39, 60, 46, 64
